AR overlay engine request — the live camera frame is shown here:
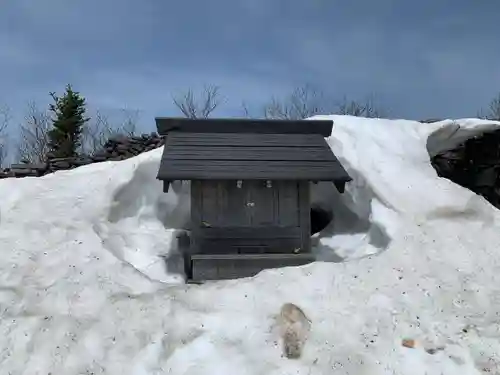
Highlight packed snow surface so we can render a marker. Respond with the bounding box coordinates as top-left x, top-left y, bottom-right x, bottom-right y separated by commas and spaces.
1, 115, 500, 374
